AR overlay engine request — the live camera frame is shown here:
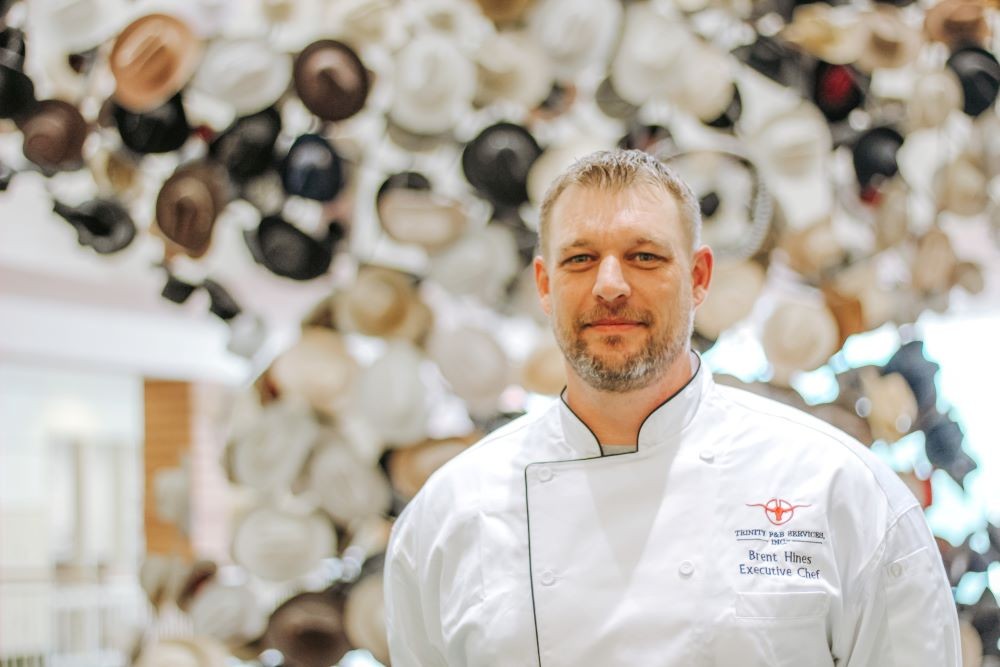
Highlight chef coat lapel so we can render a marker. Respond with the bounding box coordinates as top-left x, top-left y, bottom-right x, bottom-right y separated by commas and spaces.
525, 364, 715, 666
